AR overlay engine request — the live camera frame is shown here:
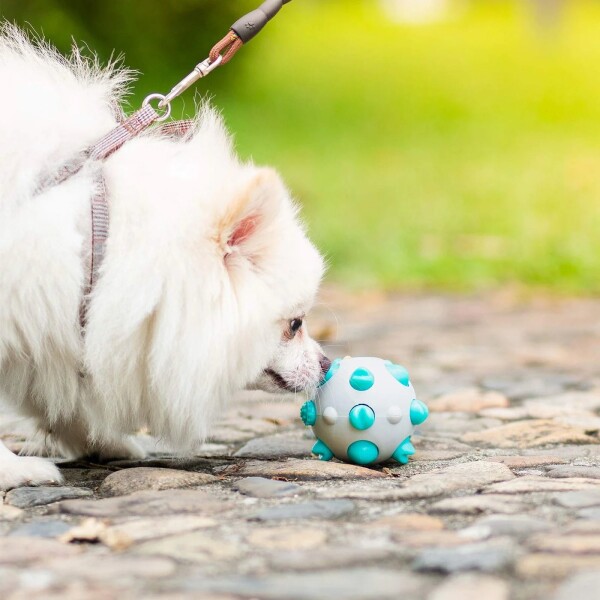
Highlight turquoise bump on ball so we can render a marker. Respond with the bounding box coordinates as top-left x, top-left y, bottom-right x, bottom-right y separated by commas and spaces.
301, 356, 429, 465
